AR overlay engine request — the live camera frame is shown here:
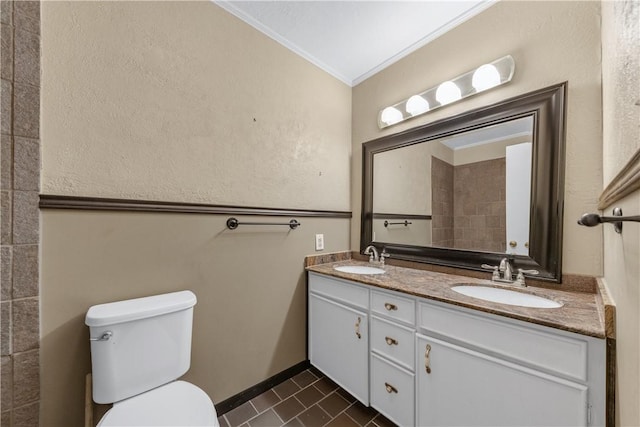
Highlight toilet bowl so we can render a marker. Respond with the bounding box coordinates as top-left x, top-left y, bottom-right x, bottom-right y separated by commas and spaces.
86, 291, 219, 427
97, 381, 217, 426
